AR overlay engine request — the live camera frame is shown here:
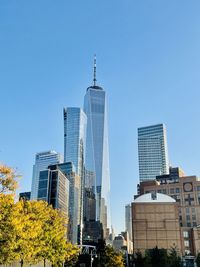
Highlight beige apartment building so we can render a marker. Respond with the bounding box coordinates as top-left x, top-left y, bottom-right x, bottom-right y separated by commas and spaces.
132, 193, 182, 255
137, 167, 200, 256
